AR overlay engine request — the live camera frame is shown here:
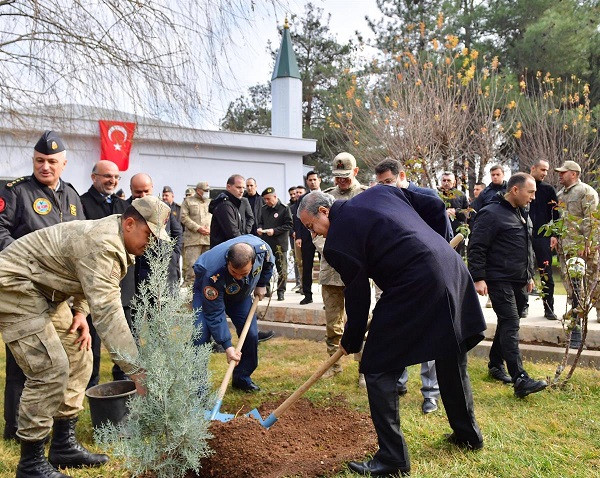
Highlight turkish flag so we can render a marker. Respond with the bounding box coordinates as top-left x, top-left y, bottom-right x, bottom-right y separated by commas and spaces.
99, 120, 136, 171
